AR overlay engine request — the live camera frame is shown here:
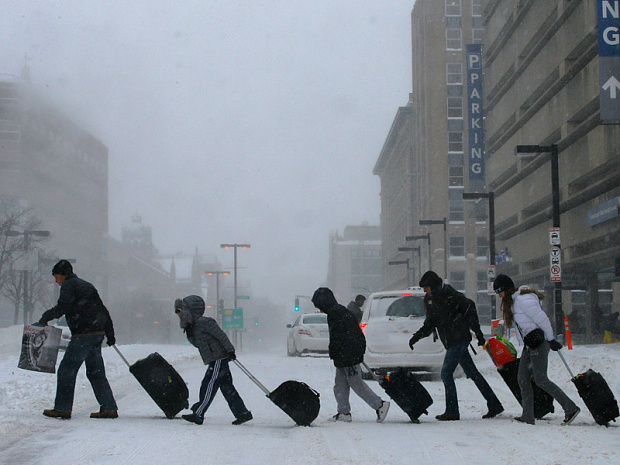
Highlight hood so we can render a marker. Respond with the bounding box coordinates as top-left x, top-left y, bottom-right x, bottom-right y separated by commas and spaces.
183, 295, 205, 319
311, 287, 337, 312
